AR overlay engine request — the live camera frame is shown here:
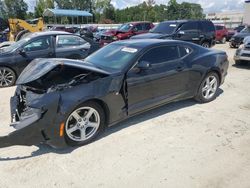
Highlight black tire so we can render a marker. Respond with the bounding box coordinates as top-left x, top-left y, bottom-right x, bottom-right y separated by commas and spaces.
64, 101, 105, 147
195, 72, 219, 103
230, 44, 235, 48
0, 67, 16, 88
201, 41, 210, 48
15, 30, 30, 41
